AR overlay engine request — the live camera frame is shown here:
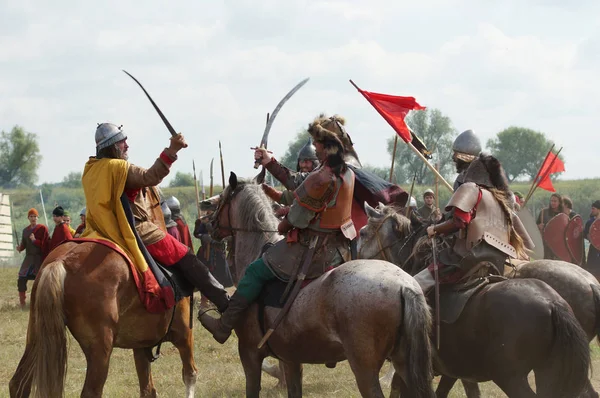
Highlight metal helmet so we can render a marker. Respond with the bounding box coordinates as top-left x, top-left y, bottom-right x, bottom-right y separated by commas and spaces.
80, 207, 86, 216
161, 201, 177, 228
166, 196, 181, 214
423, 189, 435, 198
296, 137, 320, 171
95, 123, 127, 151
452, 129, 481, 163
